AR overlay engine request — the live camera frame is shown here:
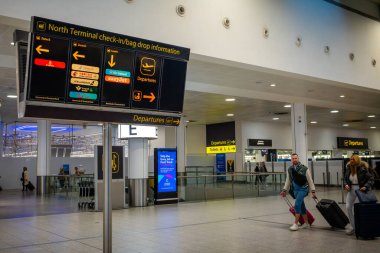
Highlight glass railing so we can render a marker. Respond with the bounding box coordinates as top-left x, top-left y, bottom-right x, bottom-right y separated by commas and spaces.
177, 172, 286, 202
45, 174, 94, 196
